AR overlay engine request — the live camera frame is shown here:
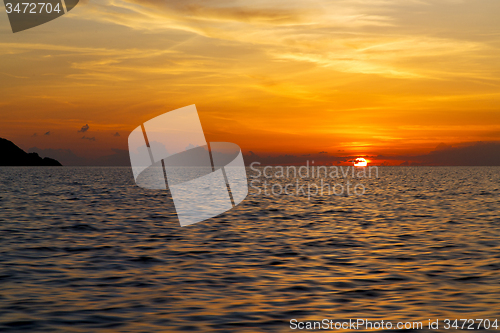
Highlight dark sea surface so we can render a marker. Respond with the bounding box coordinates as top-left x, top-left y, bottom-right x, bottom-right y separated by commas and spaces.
1, 166, 500, 332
